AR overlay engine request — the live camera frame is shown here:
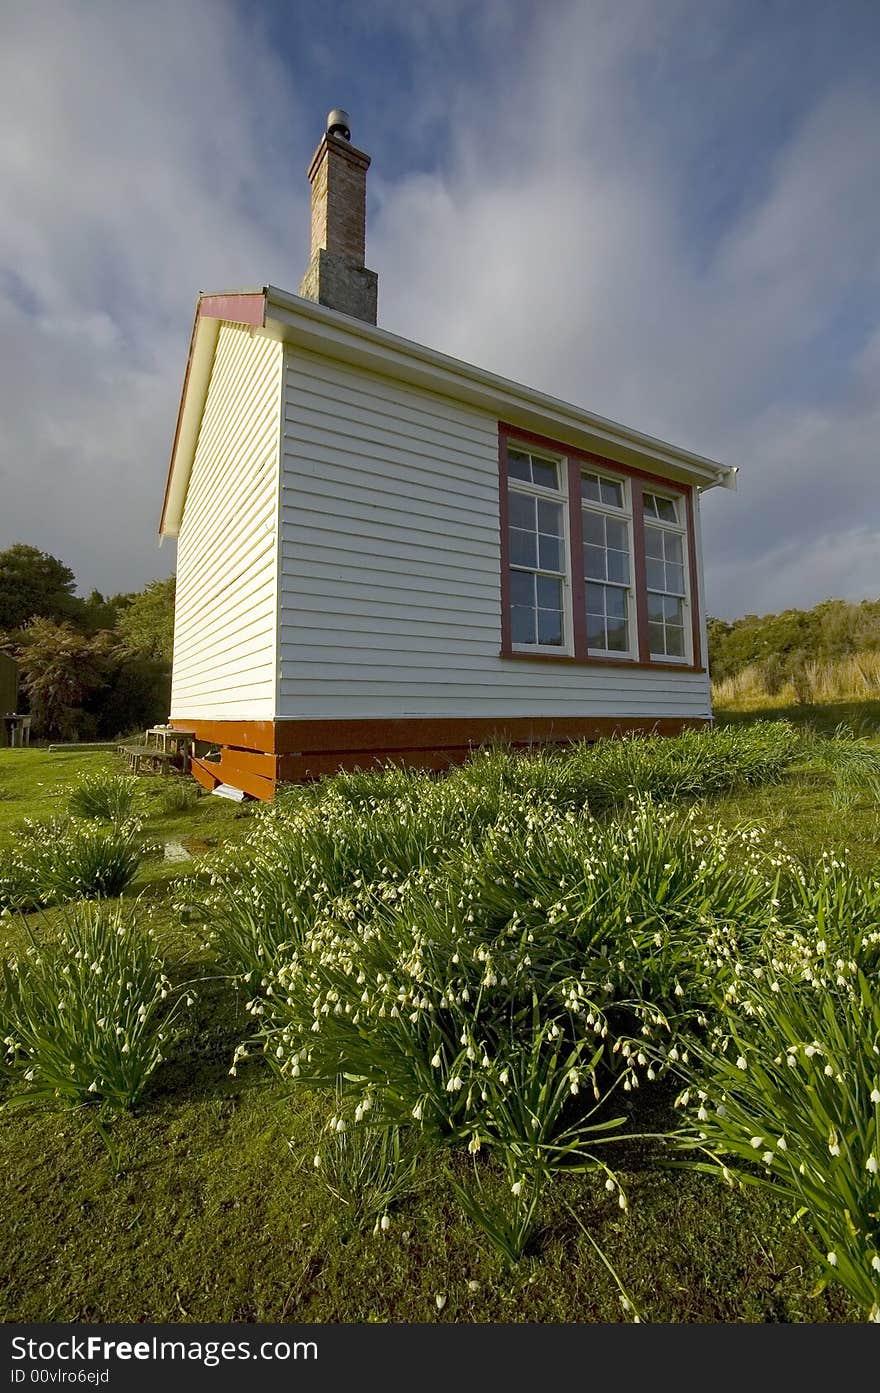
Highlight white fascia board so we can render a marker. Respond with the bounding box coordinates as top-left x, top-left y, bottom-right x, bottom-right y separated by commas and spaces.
264, 286, 737, 492
160, 315, 221, 537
